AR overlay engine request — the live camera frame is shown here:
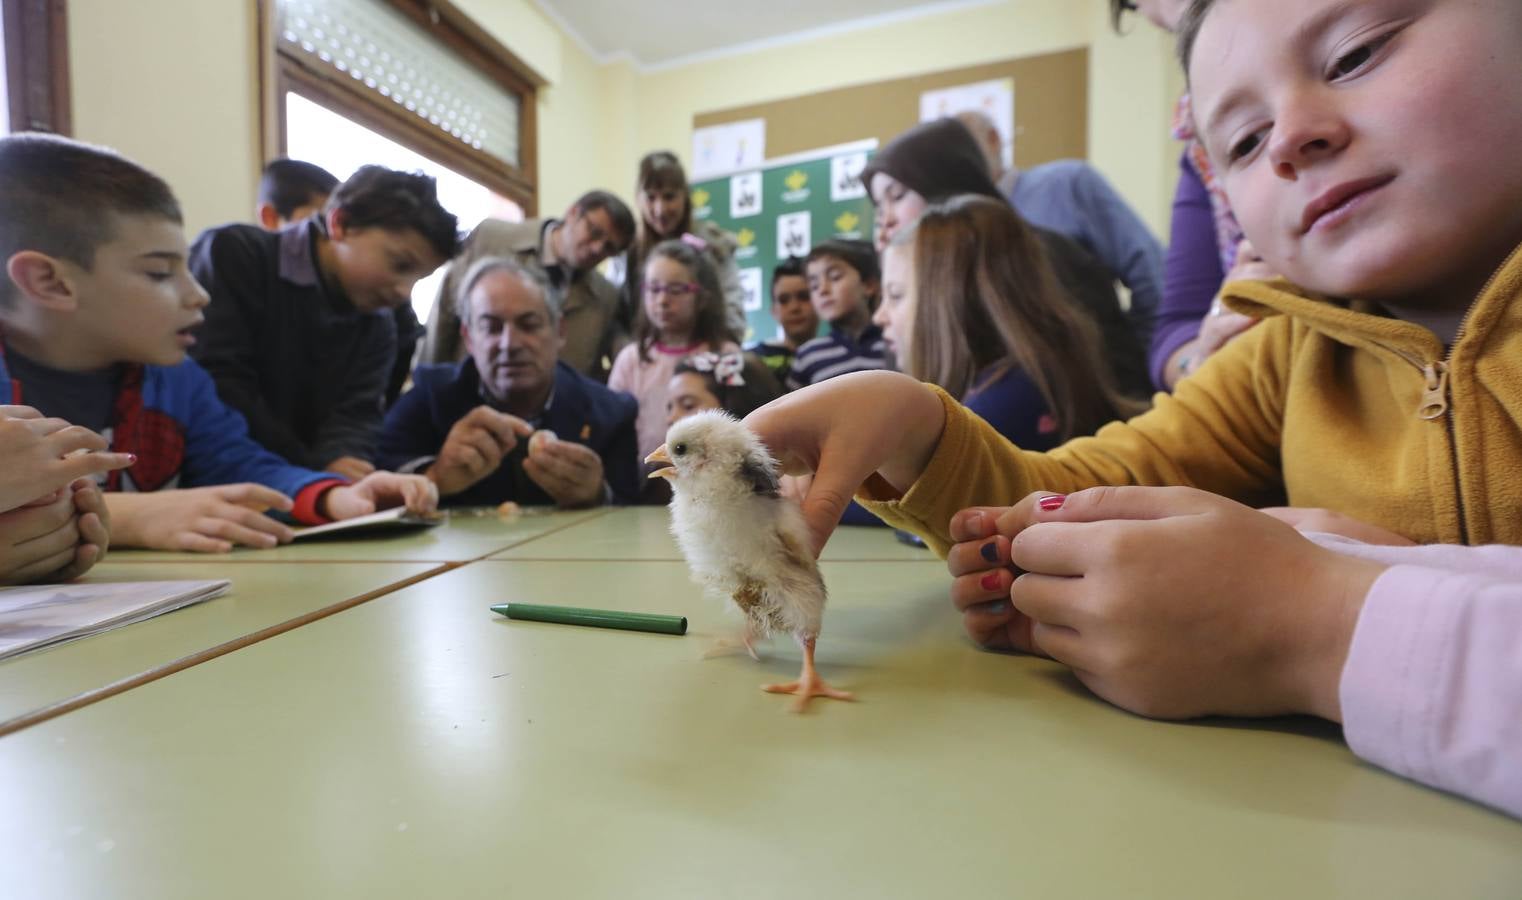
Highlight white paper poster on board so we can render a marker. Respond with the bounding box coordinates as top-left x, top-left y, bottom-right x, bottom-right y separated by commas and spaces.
738, 268, 764, 313
730, 171, 763, 219
692, 119, 766, 180
919, 78, 1016, 169
777, 211, 811, 259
